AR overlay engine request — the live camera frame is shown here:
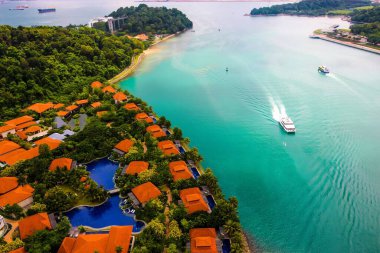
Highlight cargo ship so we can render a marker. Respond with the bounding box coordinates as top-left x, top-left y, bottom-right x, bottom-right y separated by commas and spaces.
38, 8, 56, 13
